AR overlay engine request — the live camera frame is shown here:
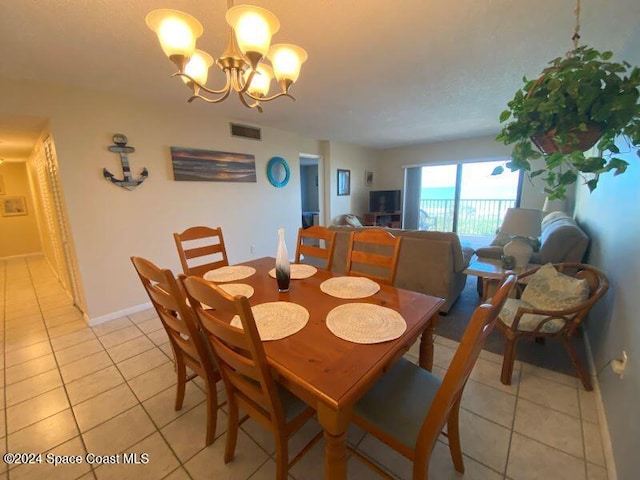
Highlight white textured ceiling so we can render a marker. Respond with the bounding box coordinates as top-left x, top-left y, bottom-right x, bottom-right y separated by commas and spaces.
0, 0, 639, 160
